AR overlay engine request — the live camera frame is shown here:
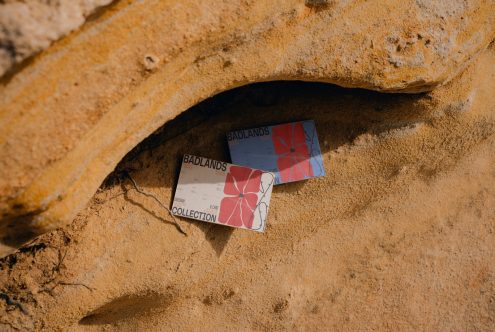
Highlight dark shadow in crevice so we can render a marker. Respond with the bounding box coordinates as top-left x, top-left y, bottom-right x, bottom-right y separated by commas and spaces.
111, 81, 426, 180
